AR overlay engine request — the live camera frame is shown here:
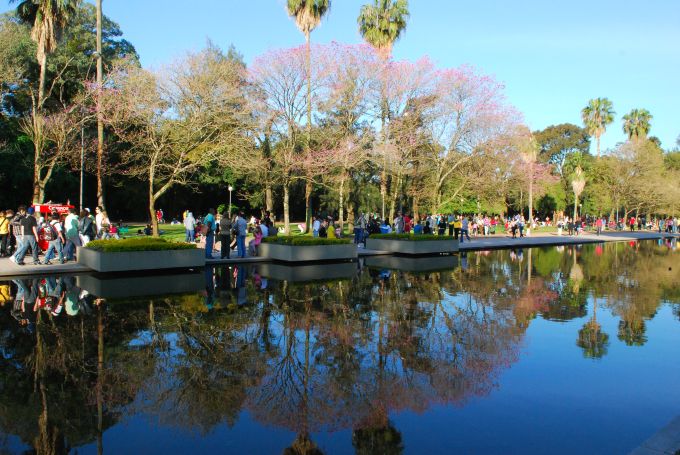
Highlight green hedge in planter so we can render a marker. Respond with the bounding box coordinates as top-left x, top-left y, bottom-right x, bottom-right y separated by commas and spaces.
369, 233, 454, 241
262, 236, 351, 246
85, 237, 196, 252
